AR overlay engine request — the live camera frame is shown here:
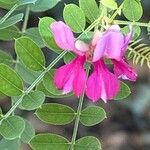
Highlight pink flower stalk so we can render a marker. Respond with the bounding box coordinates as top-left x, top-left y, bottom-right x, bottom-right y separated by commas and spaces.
50, 21, 137, 102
